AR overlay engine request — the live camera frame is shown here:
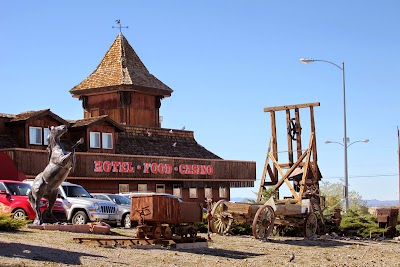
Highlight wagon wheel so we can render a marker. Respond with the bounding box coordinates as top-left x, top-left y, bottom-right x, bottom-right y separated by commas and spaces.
304, 212, 318, 238
162, 226, 172, 239
211, 200, 233, 235
252, 205, 275, 240
152, 226, 163, 239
